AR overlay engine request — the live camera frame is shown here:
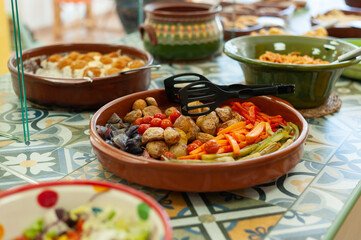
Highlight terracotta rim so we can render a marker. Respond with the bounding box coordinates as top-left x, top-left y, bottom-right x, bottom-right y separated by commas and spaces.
7, 43, 154, 86
0, 180, 173, 239
144, 2, 221, 18
90, 88, 309, 172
